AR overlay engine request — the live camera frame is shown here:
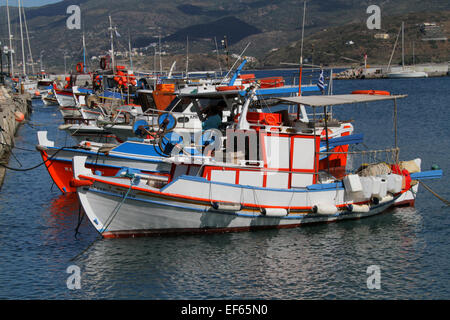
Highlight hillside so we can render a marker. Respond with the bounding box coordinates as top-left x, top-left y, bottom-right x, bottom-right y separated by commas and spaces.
0, 0, 448, 73
261, 10, 450, 68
